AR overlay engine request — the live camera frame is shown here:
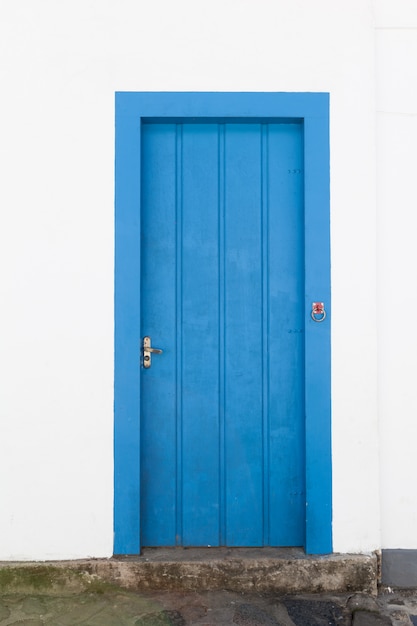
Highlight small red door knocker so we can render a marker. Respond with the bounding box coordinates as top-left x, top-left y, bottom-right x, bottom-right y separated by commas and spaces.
311, 302, 326, 322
